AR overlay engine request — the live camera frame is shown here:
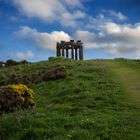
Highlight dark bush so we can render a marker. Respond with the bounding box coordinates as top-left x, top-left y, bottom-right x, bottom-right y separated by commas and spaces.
19, 60, 29, 64
0, 59, 30, 67
6, 59, 18, 66
9, 74, 33, 85
48, 57, 55, 61
43, 66, 68, 80
8, 66, 69, 85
